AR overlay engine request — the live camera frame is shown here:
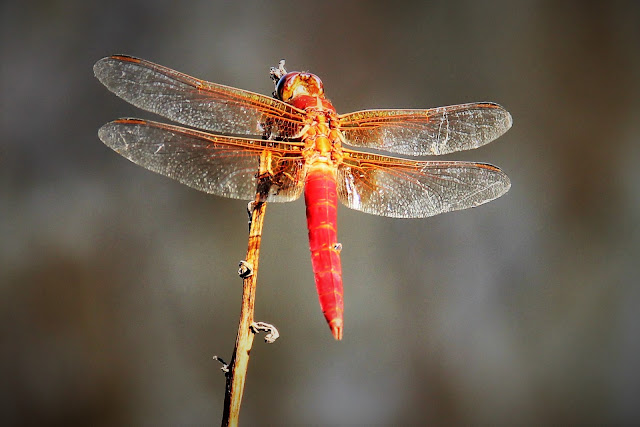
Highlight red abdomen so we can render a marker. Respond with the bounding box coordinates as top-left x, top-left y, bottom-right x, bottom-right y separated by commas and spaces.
304, 163, 344, 340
